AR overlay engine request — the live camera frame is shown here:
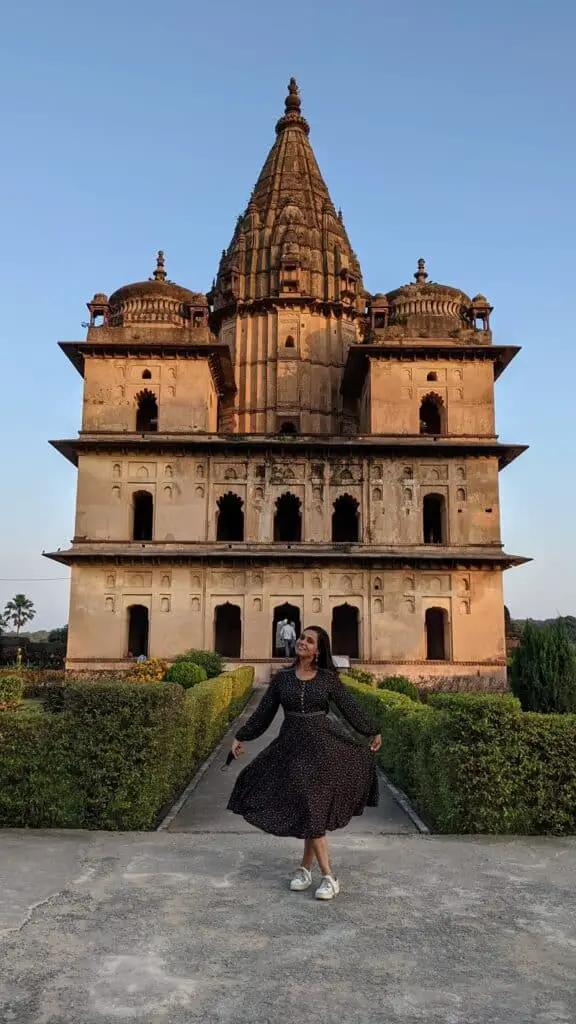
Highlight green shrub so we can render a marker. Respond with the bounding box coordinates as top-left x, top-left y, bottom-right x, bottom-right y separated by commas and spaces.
0, 666, 254, 830
0, 674, 25, 709
165, 661, 207, 688
346, 667, 375, 686
377, 675, 420, 701
342, 677, 576, 835
511, 620, 576, 713
174, 649, 224, 679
